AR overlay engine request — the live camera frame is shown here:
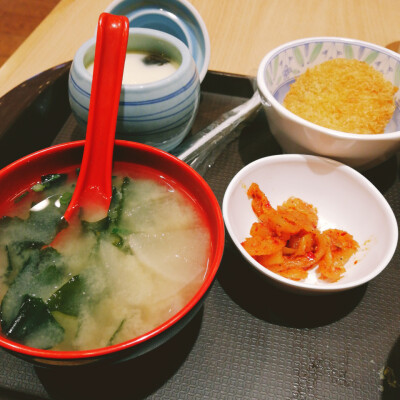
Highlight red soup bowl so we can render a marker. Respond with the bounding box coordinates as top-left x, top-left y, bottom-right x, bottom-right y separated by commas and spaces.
0, 140, 224, 366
